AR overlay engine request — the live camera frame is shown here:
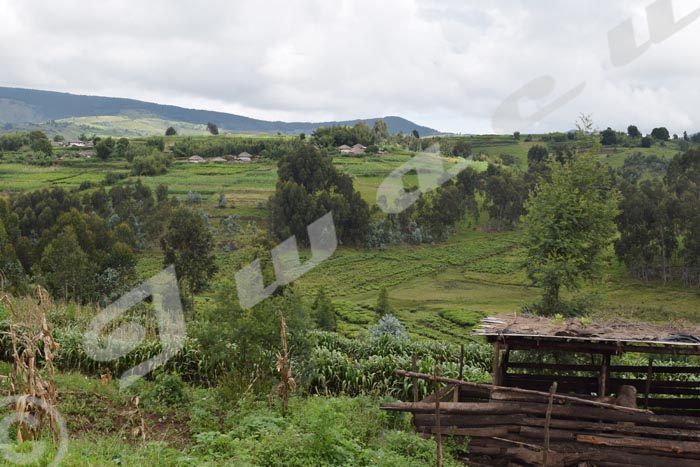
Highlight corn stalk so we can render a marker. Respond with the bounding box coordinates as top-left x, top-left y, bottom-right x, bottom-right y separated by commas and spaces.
1, 290, 61, 442
275, 310, 296, 417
